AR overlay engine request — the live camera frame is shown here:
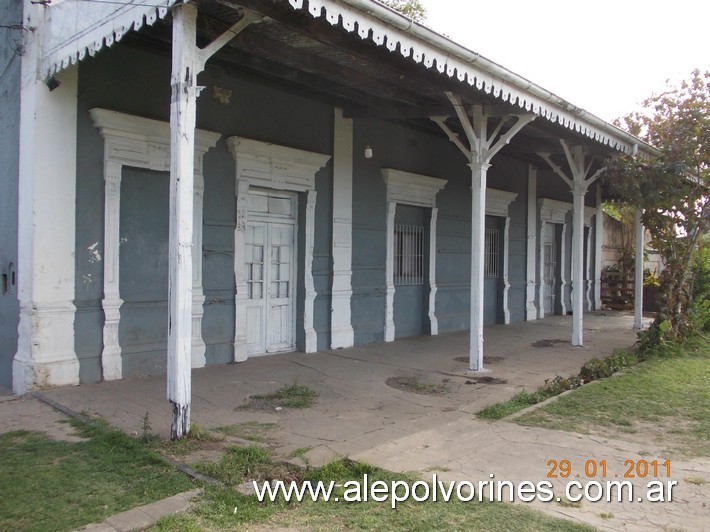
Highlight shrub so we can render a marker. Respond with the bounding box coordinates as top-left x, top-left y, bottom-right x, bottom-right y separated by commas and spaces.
580, 358, 612, 382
